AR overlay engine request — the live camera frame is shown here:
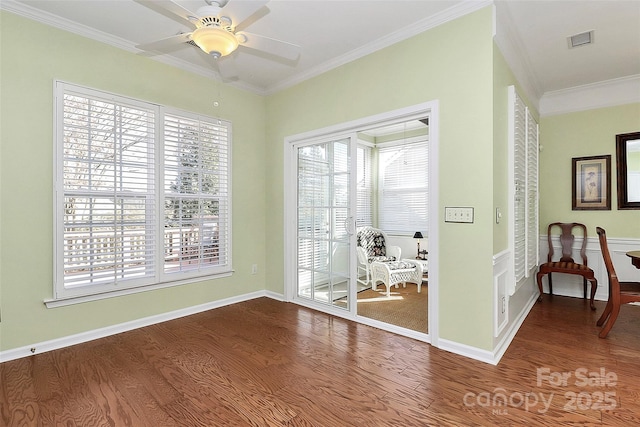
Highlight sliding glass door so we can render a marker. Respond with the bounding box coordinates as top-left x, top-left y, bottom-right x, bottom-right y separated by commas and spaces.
296, 137, 355, 310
